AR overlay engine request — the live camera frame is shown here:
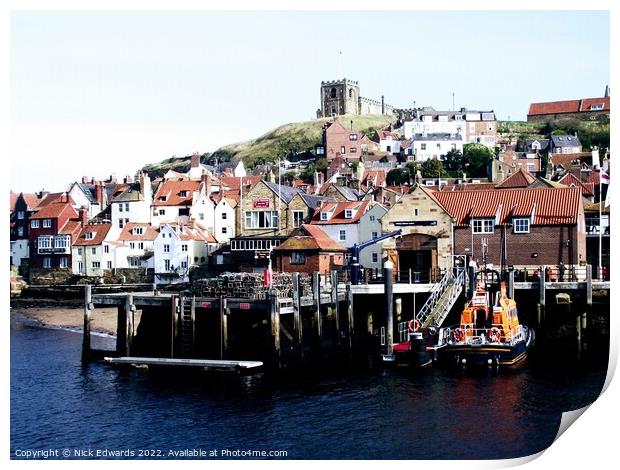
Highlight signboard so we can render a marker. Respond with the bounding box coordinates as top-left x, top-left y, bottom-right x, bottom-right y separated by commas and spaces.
239, 303, 251, 310
200, 302, 211, 308
393, 221, 438, 227
253, 198, 270, 209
